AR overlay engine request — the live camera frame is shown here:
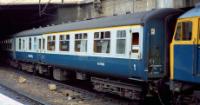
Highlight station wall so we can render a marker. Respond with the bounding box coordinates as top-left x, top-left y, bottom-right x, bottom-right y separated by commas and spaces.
90, 0, 200, 18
